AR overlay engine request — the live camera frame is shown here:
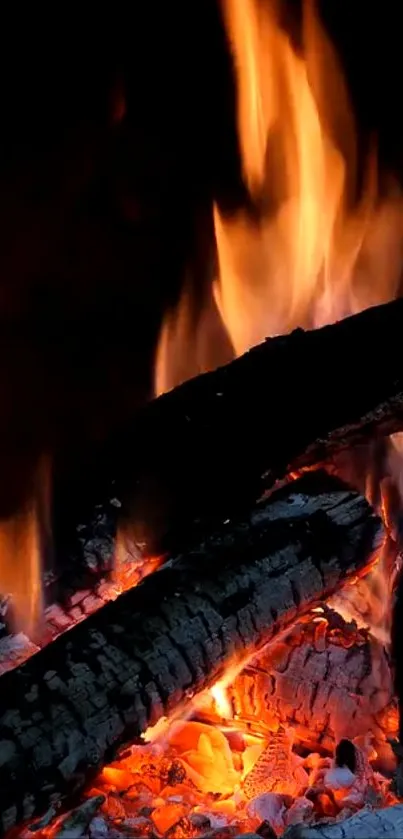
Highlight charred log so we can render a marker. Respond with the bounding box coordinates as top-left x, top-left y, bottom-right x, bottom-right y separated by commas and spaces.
224, 608, 396, 765
0, 472, 382, 834
54, 297, 403, 567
